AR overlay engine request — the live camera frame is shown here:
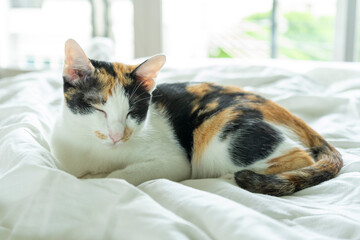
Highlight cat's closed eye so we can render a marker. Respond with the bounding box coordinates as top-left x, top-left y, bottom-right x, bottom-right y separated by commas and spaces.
126, 111, 134, 119
93, 107, 107, 118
